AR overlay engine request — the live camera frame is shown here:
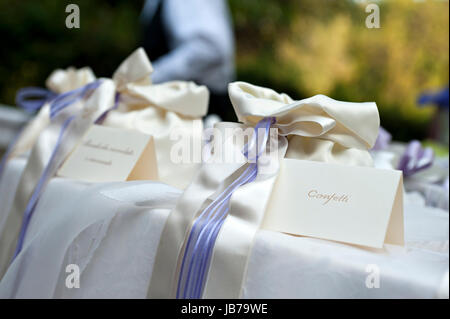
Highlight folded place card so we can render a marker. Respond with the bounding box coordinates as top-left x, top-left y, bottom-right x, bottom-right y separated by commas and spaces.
58, 125, 158, 183
262, 158, 404, 248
